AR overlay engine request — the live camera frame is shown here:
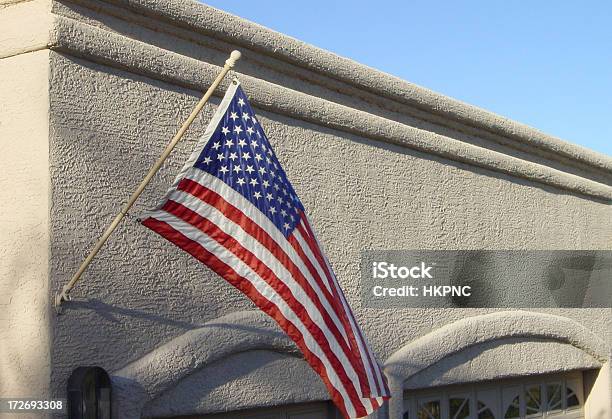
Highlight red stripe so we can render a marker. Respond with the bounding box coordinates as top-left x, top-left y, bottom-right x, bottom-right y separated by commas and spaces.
301, 216, 390, 395
177, 179, 356, 357
295, 220, 374, 394
141, 216, 355, 418
283, 230, 379, 398
156, 201, 368, 416
300, 216, 388, 396
177, 178, 391, 402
